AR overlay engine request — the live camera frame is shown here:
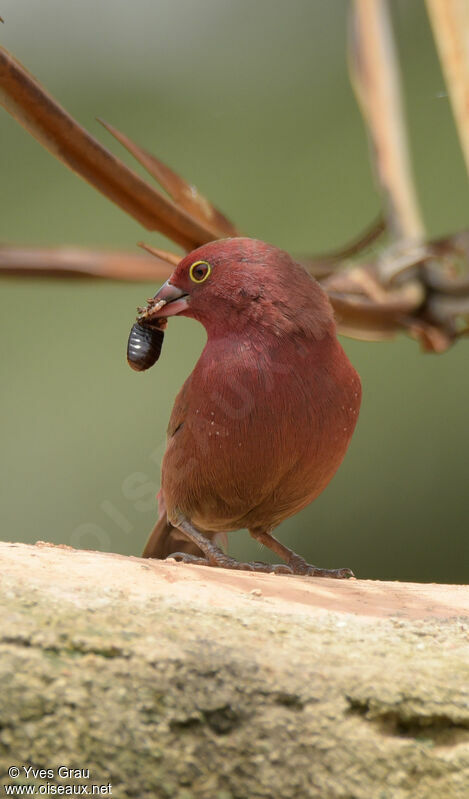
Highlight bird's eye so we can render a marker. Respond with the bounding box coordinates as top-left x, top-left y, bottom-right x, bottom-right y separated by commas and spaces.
189, 260, 211, 283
